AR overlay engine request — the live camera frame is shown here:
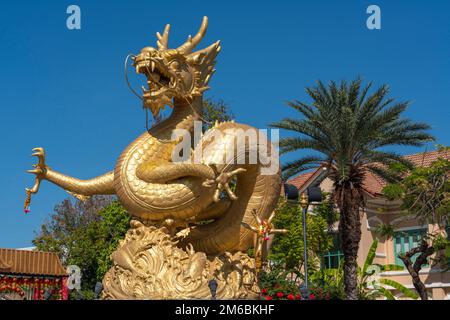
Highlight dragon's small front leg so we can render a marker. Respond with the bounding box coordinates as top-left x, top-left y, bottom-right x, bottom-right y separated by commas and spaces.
202, 165, 246, 202
25, 147, 115, 211
136, 161, 246, 202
